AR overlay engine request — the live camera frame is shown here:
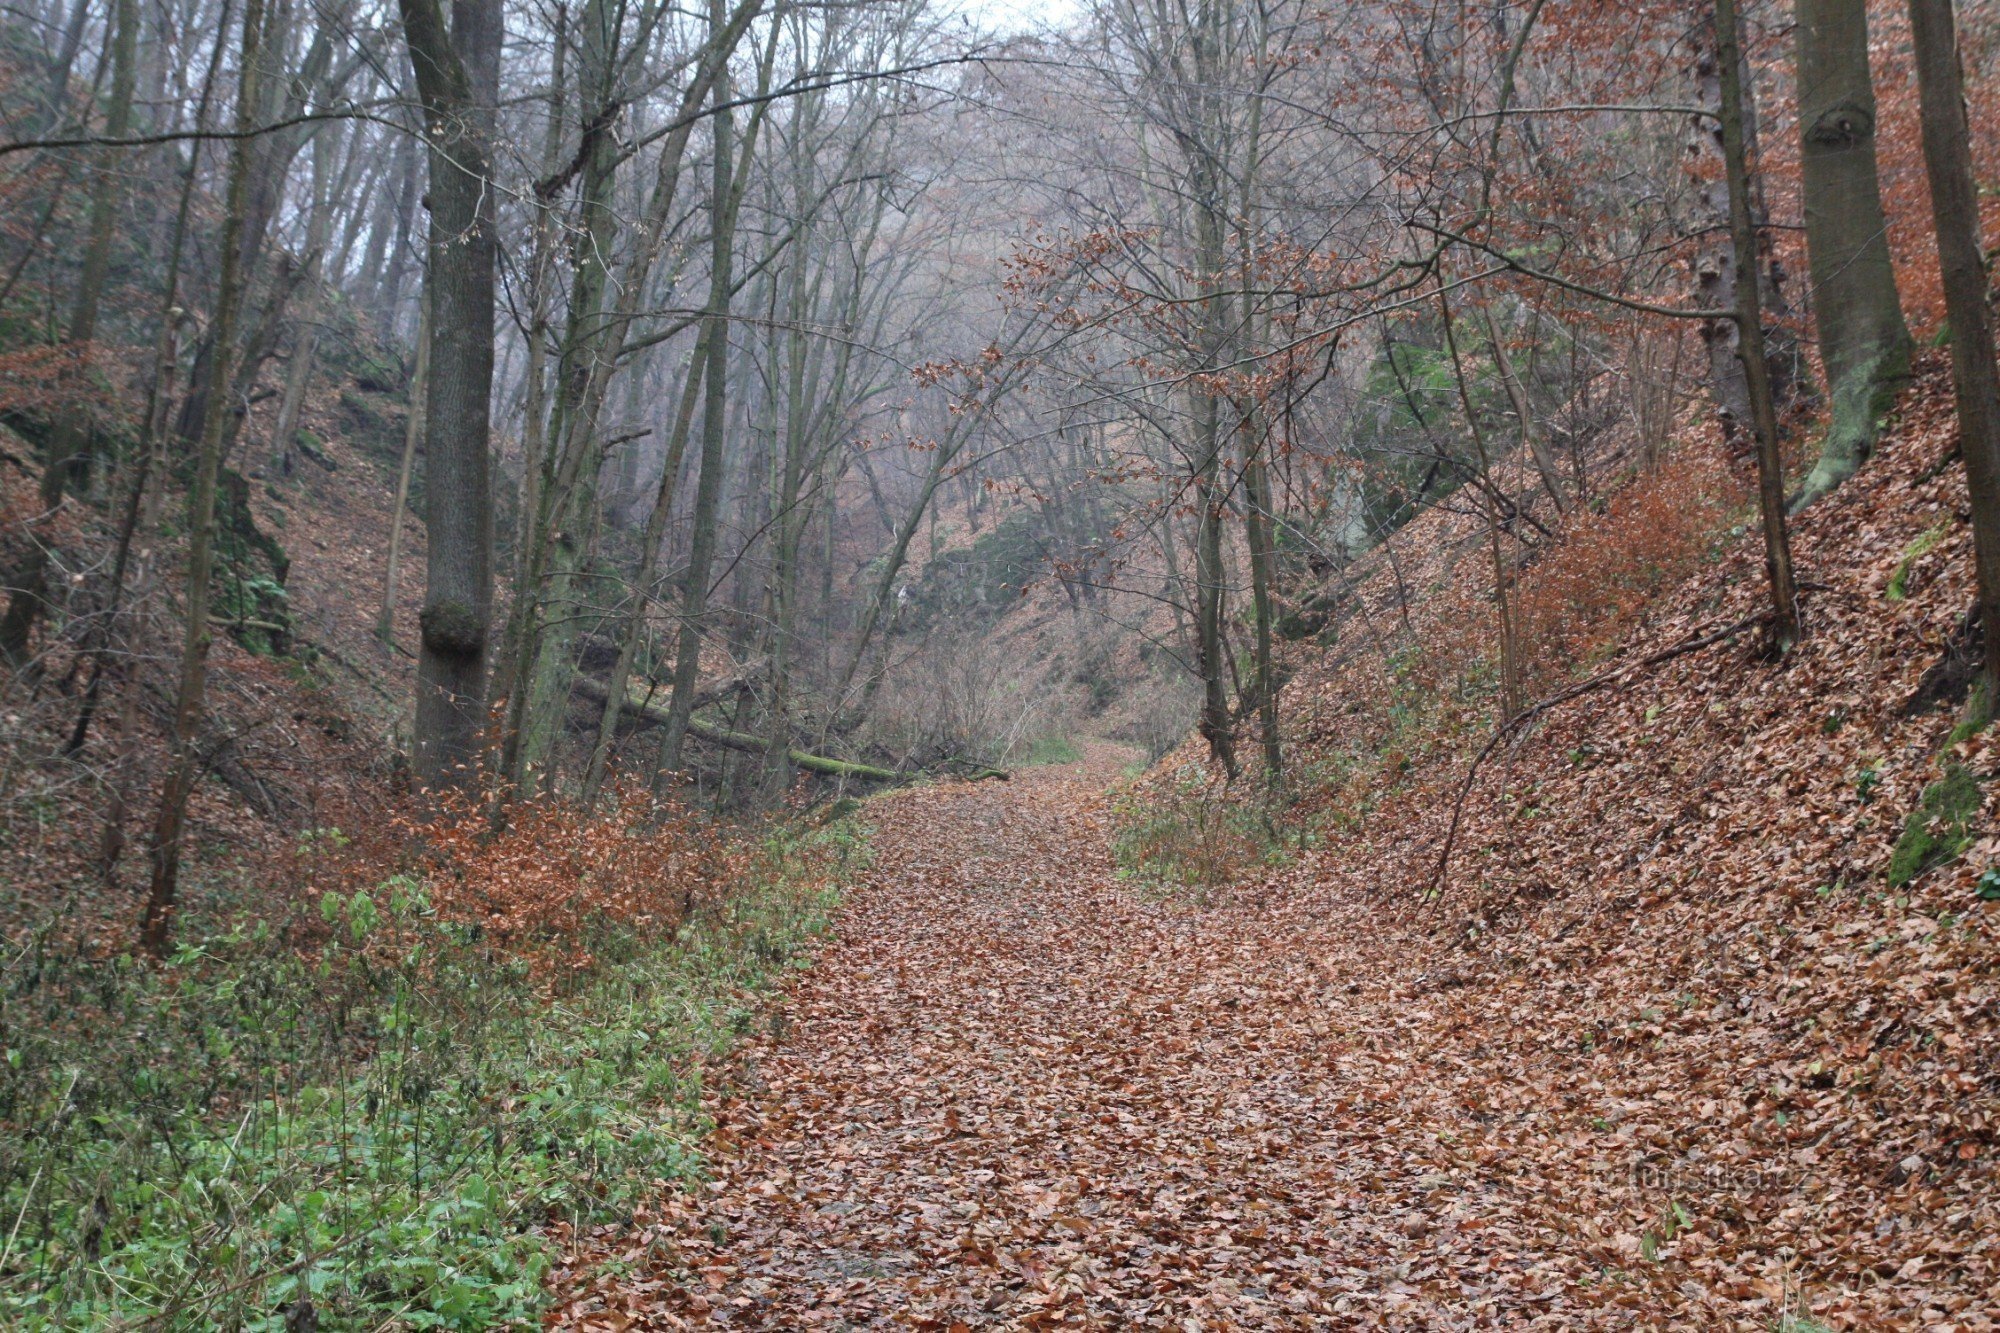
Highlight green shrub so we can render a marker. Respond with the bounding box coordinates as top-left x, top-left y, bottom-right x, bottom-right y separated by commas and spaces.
1111, 767, 1291, 900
